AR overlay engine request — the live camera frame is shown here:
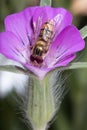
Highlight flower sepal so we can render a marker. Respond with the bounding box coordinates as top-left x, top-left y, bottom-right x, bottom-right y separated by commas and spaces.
0, 65, 38, 79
